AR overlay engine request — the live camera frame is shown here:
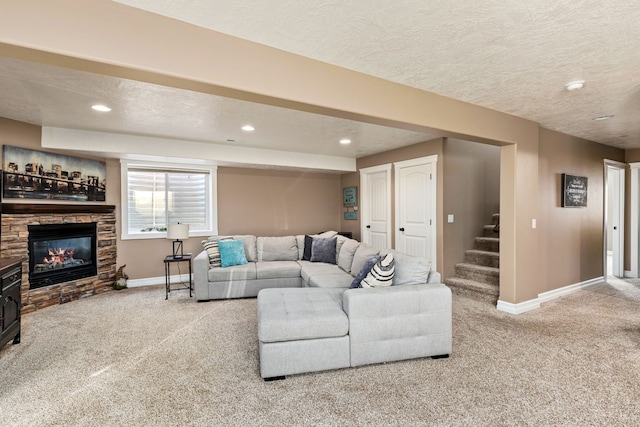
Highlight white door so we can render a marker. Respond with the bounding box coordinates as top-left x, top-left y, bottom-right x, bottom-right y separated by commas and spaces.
360, 164, 392, 250
606, 163, 625, 277
394, 156, 437, 266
